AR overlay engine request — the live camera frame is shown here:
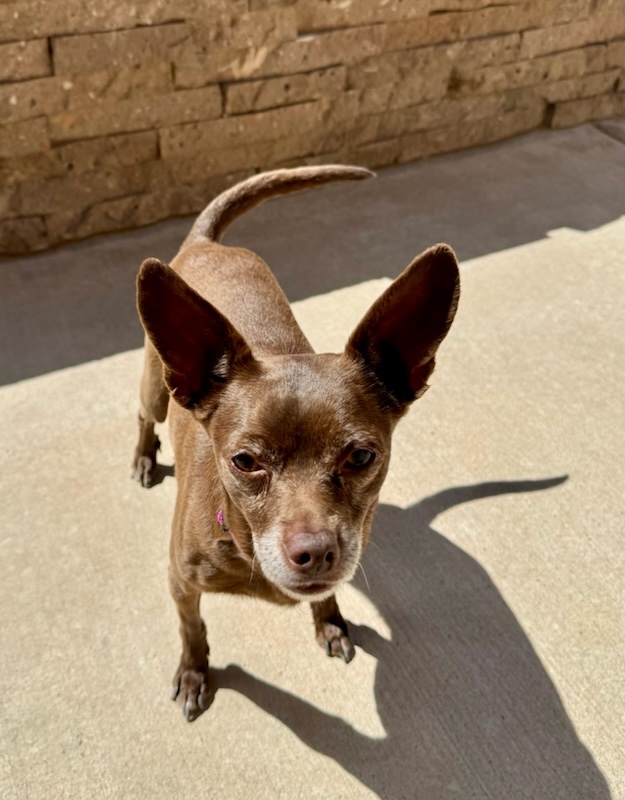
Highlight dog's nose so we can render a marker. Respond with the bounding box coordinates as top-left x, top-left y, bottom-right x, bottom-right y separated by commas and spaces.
283, 530, 338, 576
